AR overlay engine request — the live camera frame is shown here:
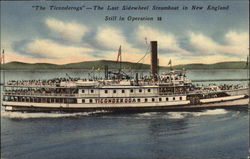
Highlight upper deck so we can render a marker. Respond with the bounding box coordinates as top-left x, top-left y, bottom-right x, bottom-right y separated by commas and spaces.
3, 68, 246, 100
4, 70, 192, 88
